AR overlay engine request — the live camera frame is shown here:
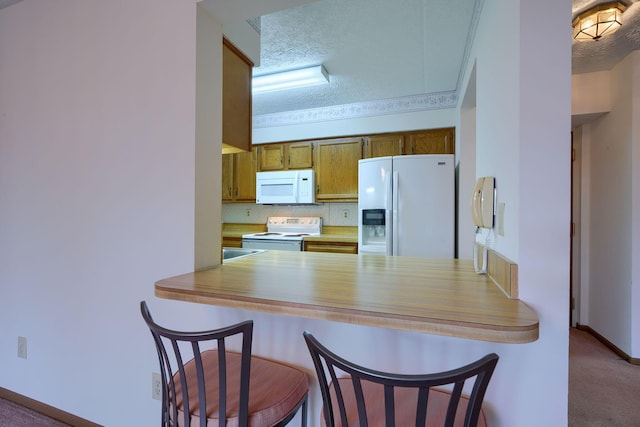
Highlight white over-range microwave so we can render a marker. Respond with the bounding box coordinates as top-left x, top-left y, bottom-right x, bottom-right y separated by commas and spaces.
256, 169, 316, 204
